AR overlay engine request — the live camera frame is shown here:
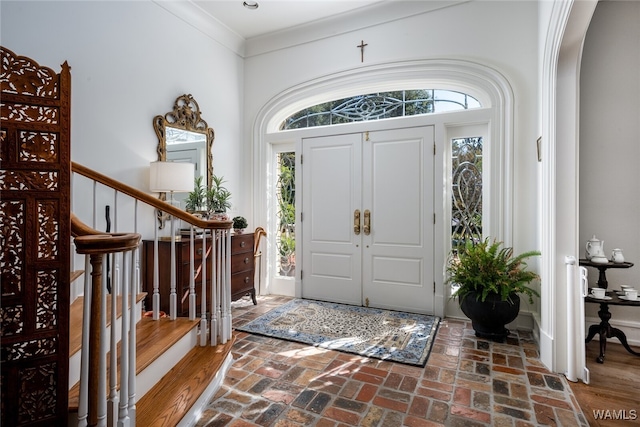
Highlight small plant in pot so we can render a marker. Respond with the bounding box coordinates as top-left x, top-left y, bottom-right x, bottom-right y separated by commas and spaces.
206, 175, 232, 220
446, 238, 540, 342
232, 216, 248, 233
185, 176, 206, 215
